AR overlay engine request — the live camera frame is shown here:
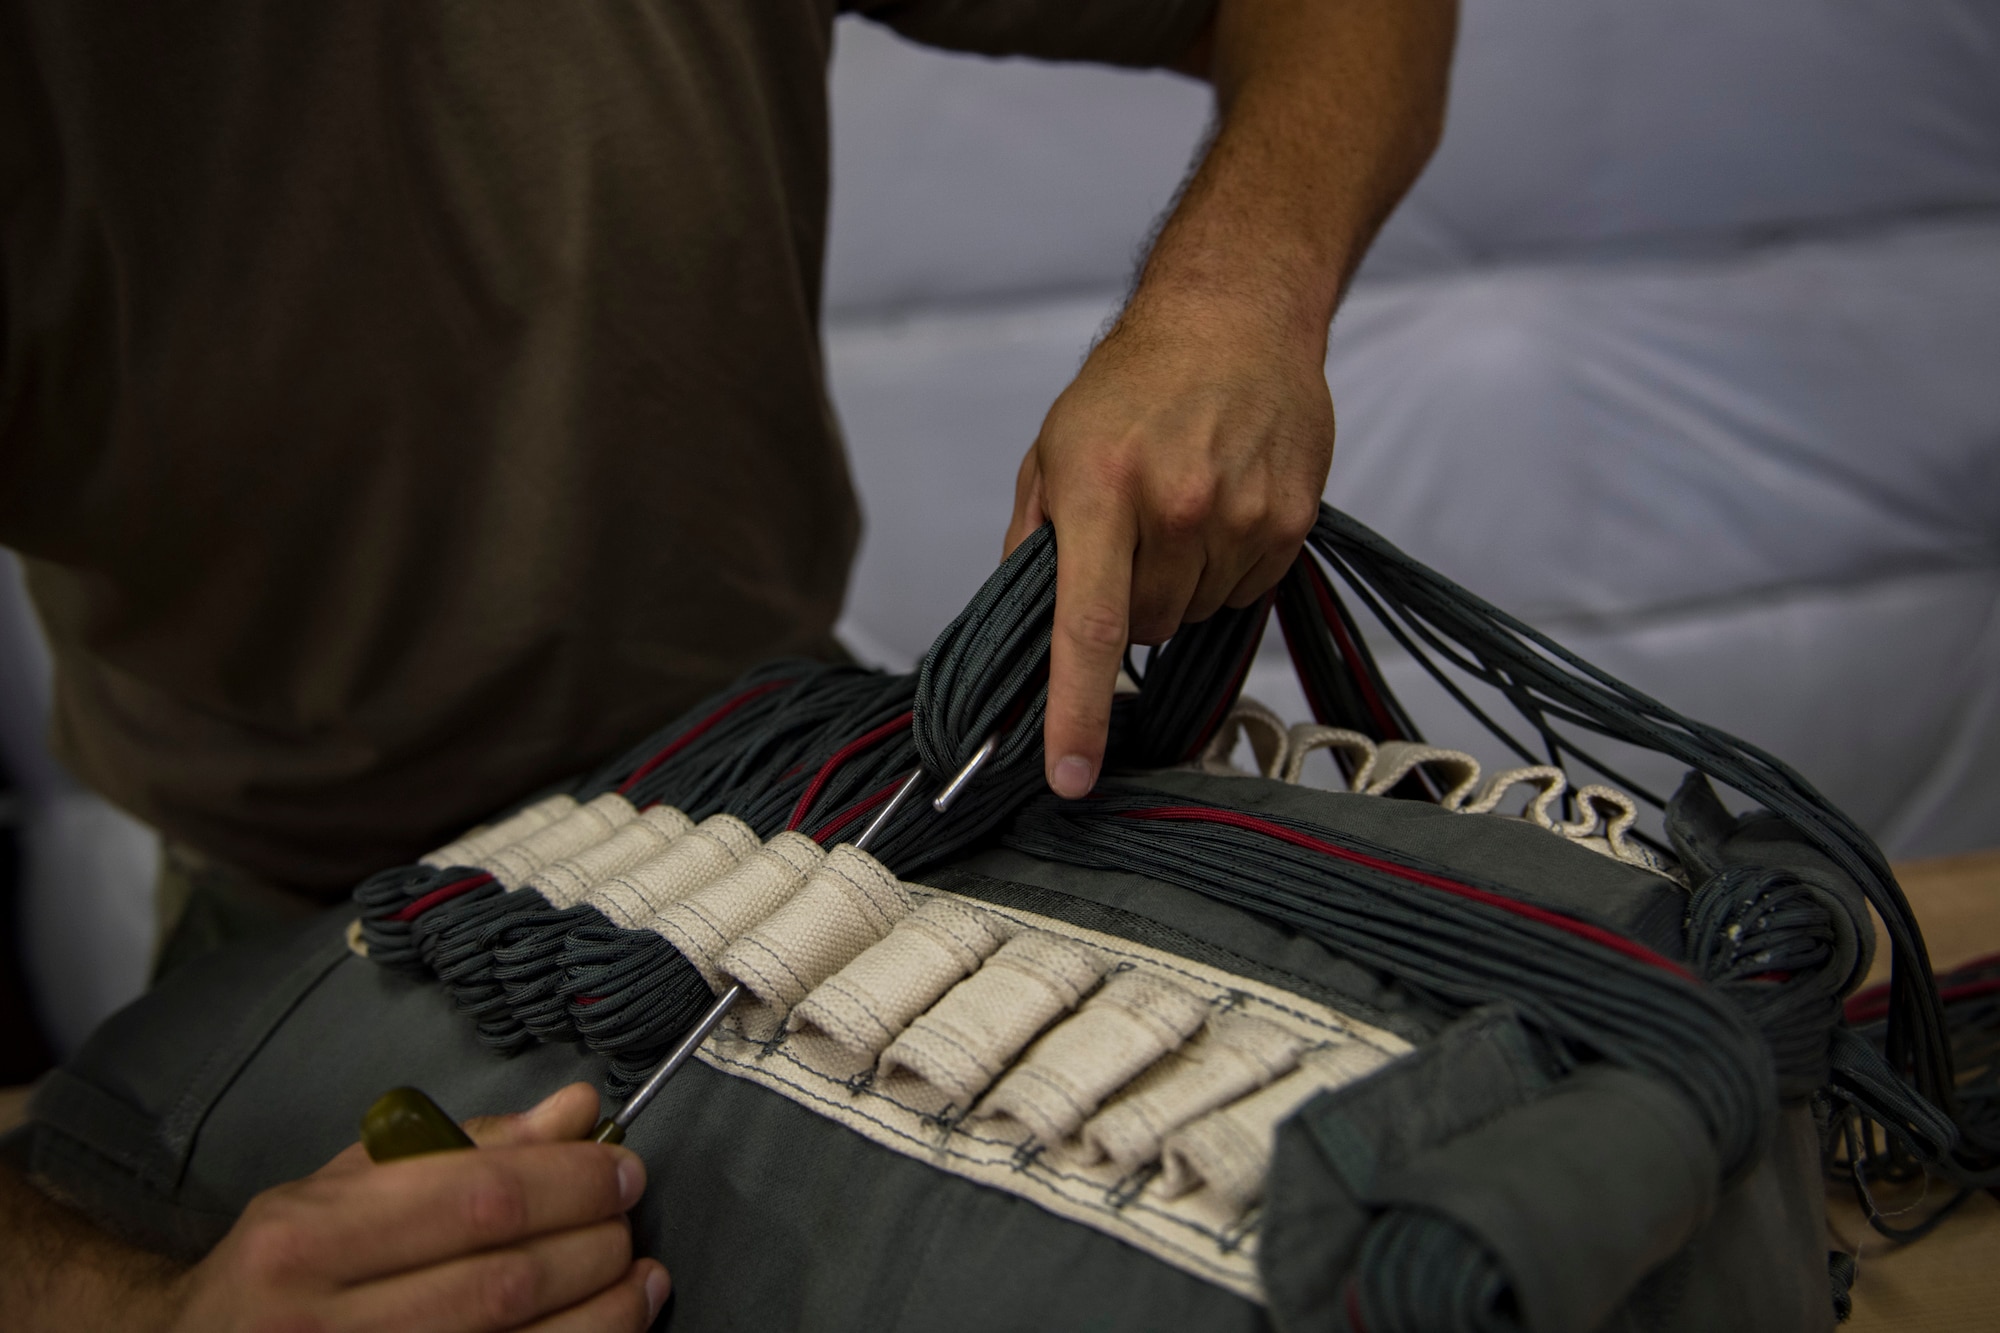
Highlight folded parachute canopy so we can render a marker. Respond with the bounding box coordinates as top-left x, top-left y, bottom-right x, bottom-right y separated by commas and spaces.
36, 502, 1991, 1332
